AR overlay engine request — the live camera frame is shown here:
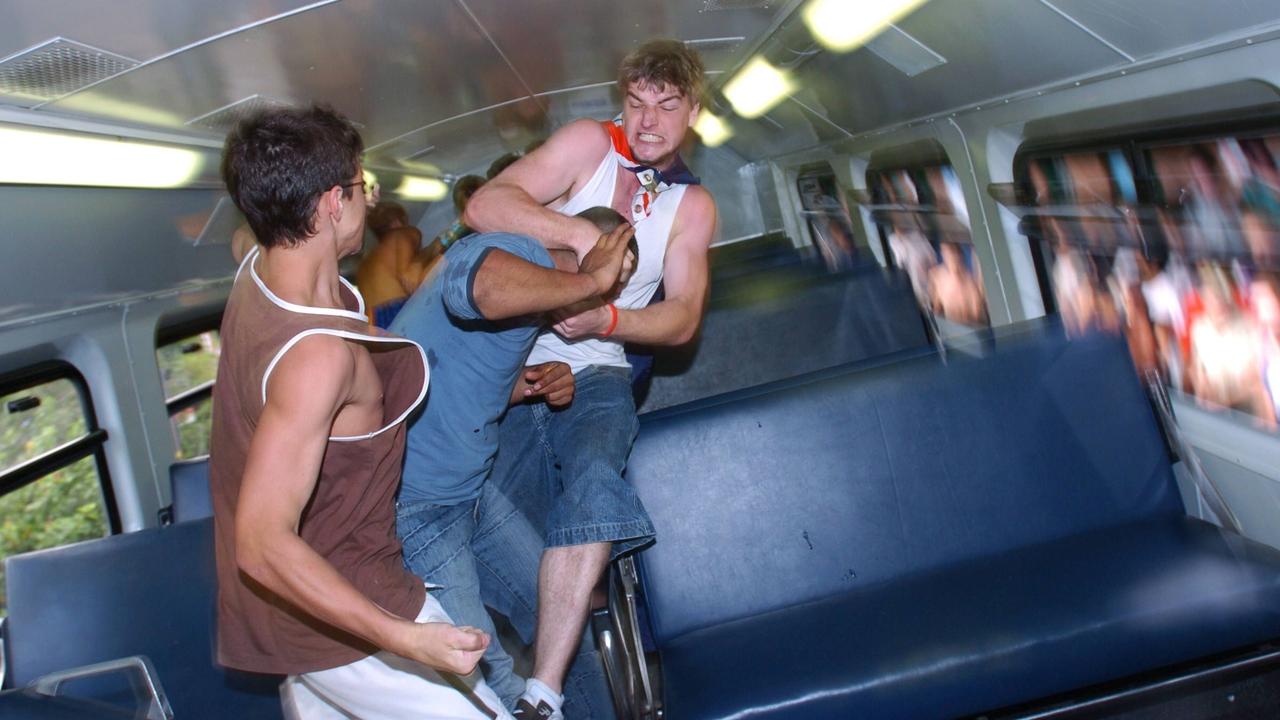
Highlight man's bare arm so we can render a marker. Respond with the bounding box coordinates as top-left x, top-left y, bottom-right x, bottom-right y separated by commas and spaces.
553, 186, 717, 346
465, 119, 610, 257
234, 336, 487, 674
471, 224, 635, 320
